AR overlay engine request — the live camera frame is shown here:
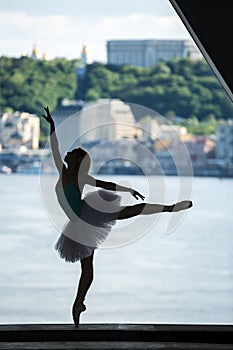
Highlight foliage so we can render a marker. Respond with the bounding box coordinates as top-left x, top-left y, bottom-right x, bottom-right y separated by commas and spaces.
1, 55, 233, 145
178, 114, 221, 135
0, 56, 78, 146
0, 56, 77, 115
83, 58, 233, 122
